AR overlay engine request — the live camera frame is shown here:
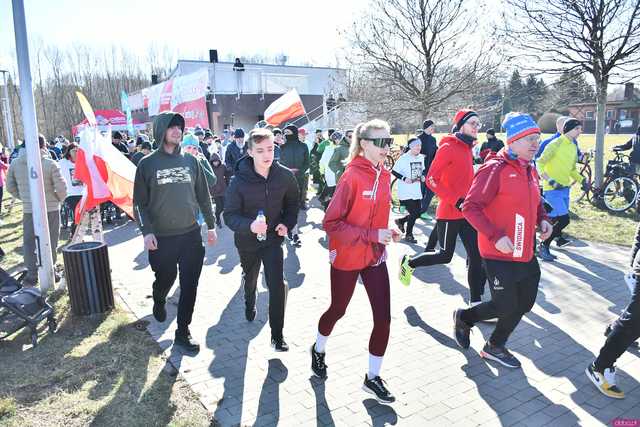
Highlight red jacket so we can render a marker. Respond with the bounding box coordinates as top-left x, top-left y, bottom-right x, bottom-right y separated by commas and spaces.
462, 150, 547, 262
426, 134, 475, 220
323, 156, 391, 271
